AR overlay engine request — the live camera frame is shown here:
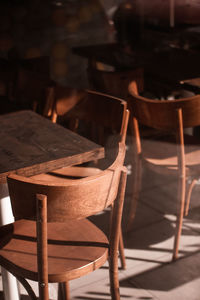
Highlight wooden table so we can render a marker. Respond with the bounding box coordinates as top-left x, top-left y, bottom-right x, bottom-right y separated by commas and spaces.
0, 110, 104, 183
0, 110, 104, 300
73, 42, 200, 94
